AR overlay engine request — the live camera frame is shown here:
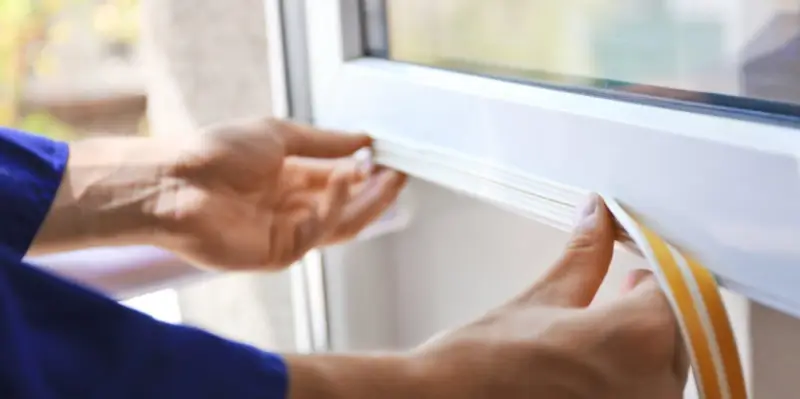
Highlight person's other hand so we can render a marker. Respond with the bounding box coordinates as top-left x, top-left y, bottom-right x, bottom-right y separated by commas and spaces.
412, 195, 689, 399
158, 117, 406, 270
